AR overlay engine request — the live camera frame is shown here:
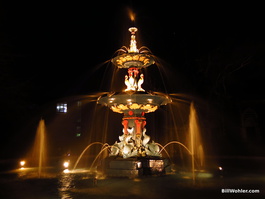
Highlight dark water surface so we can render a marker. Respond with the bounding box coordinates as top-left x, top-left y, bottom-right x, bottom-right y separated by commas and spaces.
0, 158, 265, 199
